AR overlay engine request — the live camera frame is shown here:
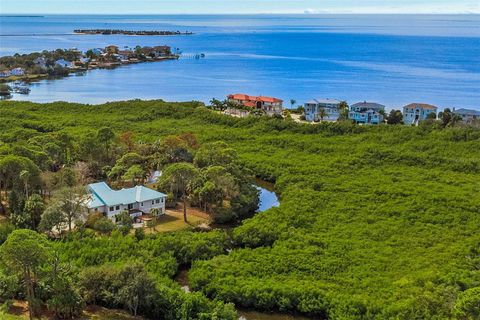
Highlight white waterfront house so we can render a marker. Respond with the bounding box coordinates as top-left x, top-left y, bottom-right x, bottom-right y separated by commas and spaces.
33, 57, 47, 68
349, 101, 385, 125
0, 70, 11, 78
55, 59, 73, 68
87, 182, 166, 221
10, 68, 25, 76
304, 98, 342, 122
403, 103, 438, 125
452, 108, 480, 124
